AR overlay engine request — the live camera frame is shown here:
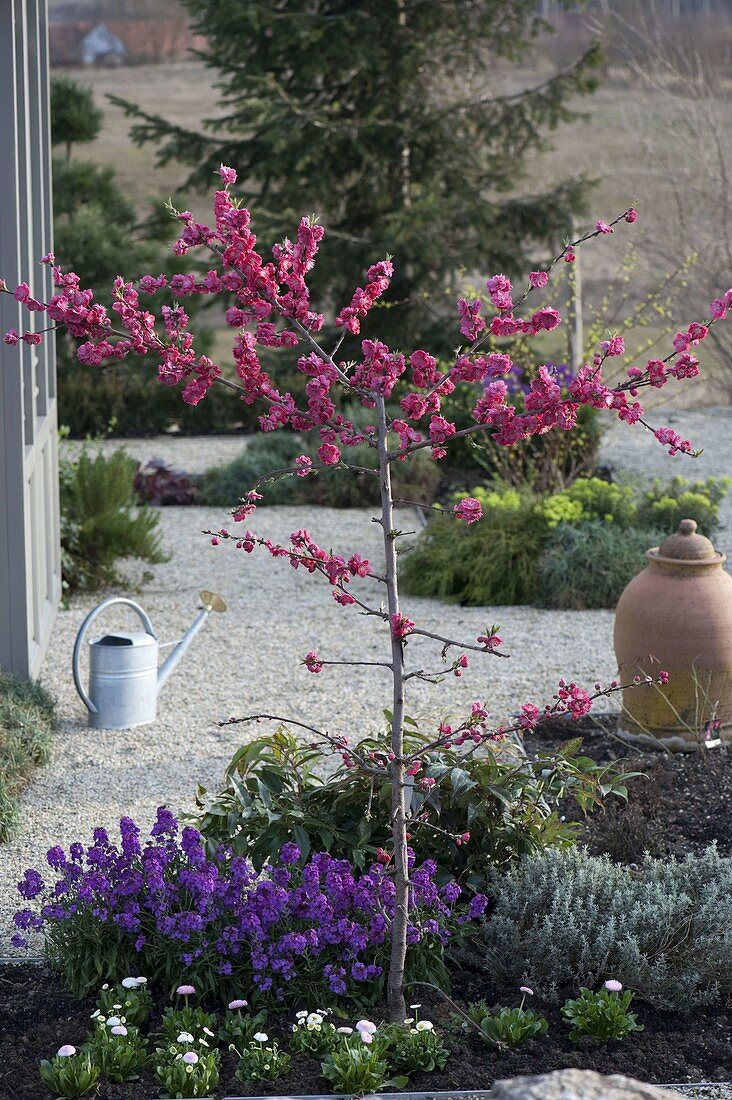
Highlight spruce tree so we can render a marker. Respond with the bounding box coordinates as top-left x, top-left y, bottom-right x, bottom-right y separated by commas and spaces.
110, 3, 598, 347
114, 1, 601, 348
